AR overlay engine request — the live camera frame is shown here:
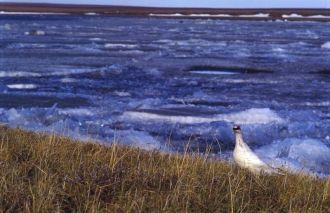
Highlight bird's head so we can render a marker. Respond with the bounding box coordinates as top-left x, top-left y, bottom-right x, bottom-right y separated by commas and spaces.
233, 125, 241, 134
